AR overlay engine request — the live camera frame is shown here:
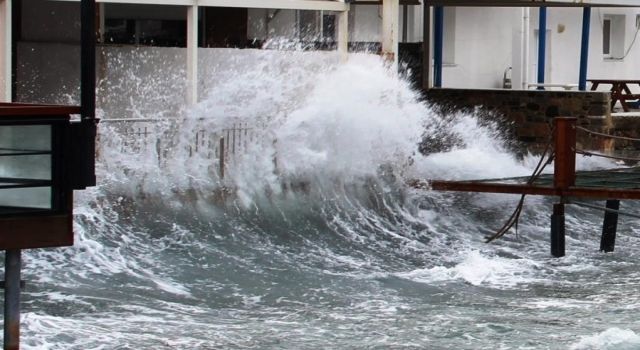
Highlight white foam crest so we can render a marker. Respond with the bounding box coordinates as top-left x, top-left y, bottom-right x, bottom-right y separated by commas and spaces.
570, 328, 640, 350
397, 250, 540, 288
416, 113, 532, 181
